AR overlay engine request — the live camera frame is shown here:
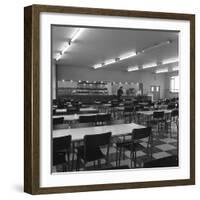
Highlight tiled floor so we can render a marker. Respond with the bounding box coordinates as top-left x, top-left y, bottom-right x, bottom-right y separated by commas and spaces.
52, 122, 178, 172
